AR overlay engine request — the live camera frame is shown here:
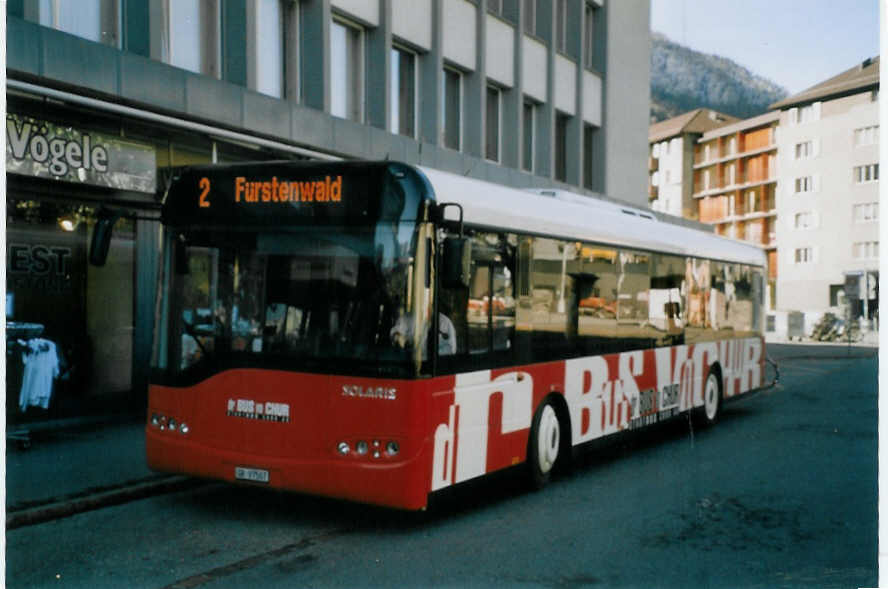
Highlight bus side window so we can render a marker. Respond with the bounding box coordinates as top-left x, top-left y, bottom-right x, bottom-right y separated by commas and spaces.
618, 250, 654, 350
575, 244, 618, 356
461, 232, 516, 368
491, 263, 515, 352
684, 257, 711, 343
523, 238, 574, 361
649, 254, 685, 347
